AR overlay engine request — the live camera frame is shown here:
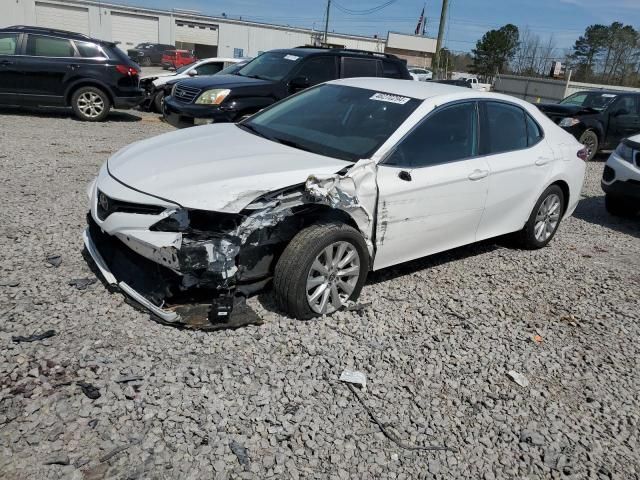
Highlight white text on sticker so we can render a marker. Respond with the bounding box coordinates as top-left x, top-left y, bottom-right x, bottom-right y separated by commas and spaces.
370, 93, 411, 104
